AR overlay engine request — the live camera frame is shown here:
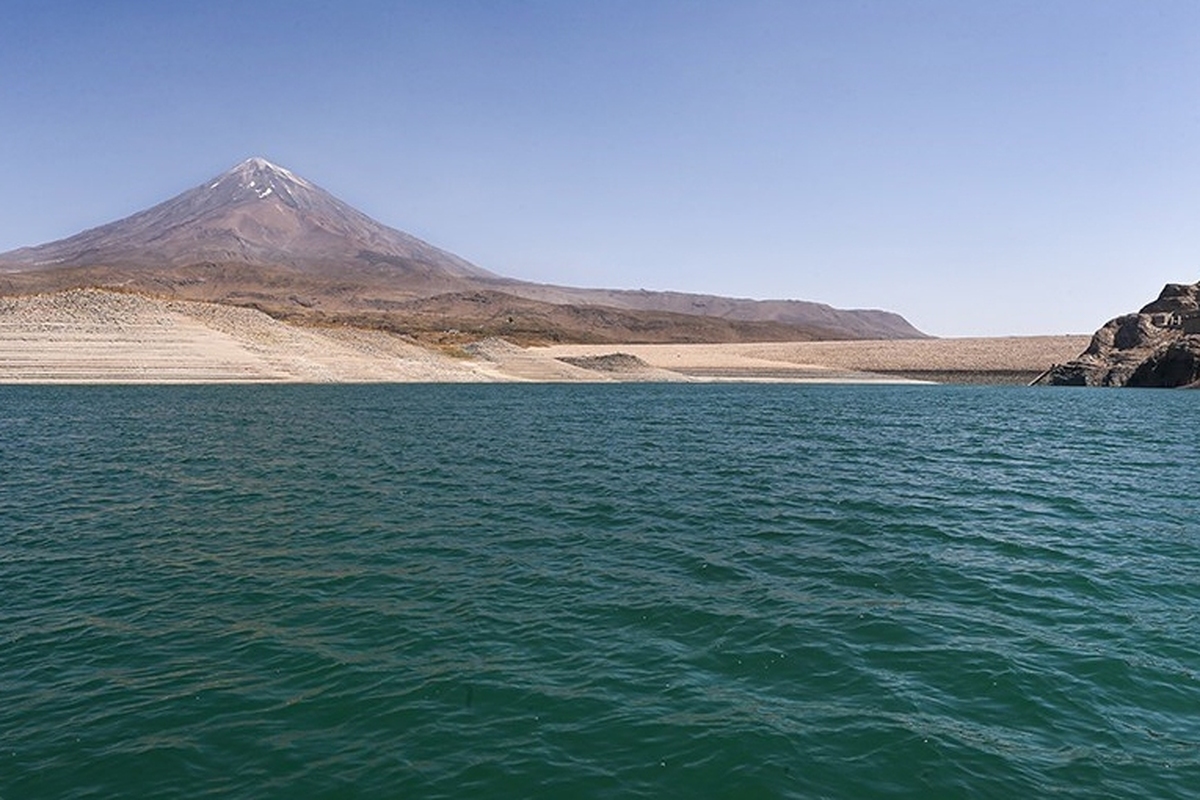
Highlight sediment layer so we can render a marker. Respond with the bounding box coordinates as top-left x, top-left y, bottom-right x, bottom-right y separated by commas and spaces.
0, 290, 1087, 384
